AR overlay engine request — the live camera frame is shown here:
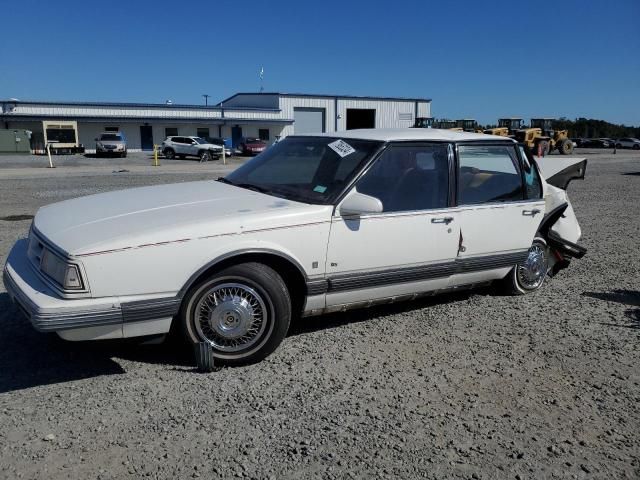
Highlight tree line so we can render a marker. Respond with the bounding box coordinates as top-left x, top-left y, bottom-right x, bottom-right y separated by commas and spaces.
550, 118, 640, 139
